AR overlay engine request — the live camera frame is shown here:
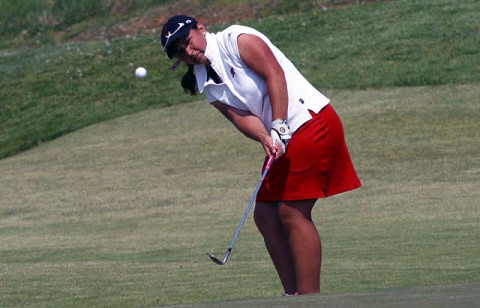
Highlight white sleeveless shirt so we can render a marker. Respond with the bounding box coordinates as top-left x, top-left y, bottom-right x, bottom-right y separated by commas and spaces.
194, 25, 330, 133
